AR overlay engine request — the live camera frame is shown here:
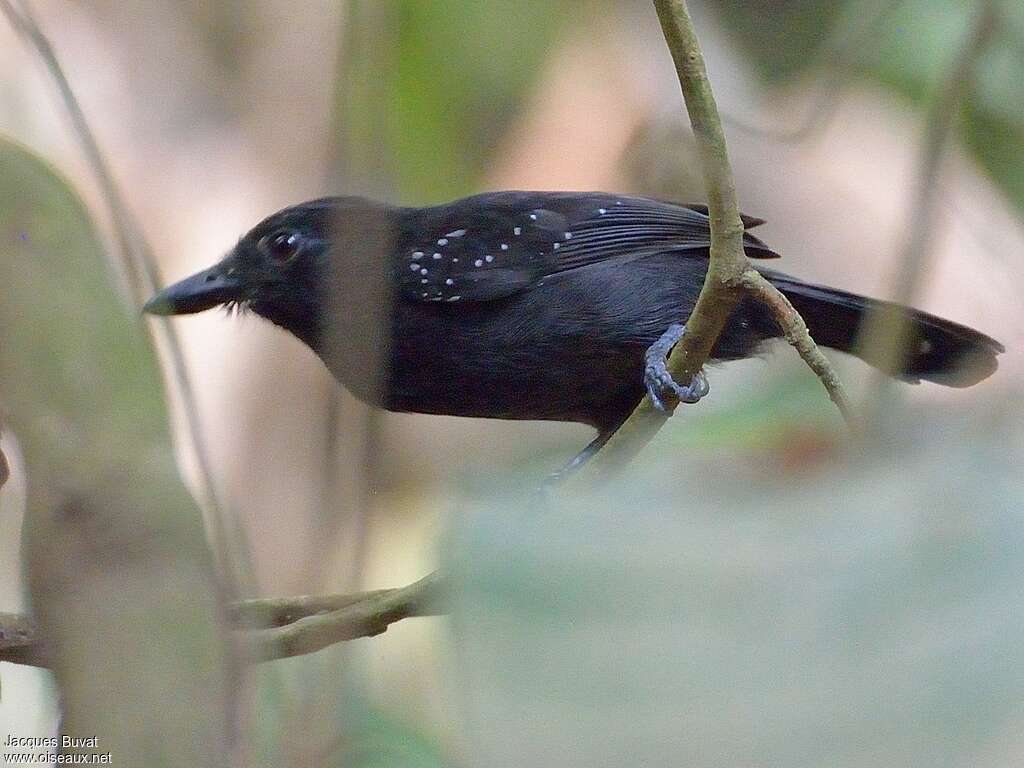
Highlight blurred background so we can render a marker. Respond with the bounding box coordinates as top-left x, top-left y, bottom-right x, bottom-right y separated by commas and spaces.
1, 0, 1022, 765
